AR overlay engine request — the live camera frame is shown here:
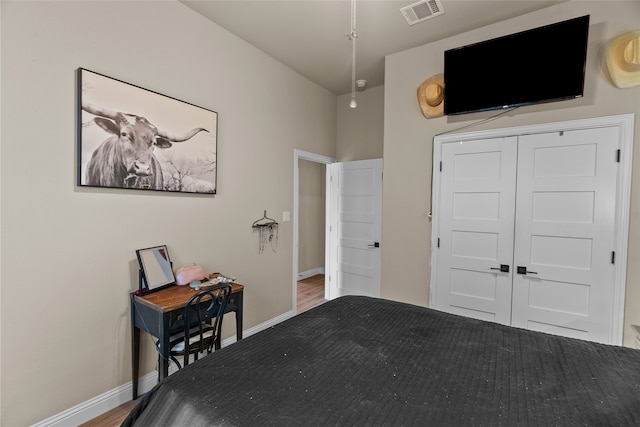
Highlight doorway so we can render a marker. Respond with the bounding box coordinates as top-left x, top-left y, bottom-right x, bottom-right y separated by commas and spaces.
293, 150, 335, 313
293, 151, 384, 313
